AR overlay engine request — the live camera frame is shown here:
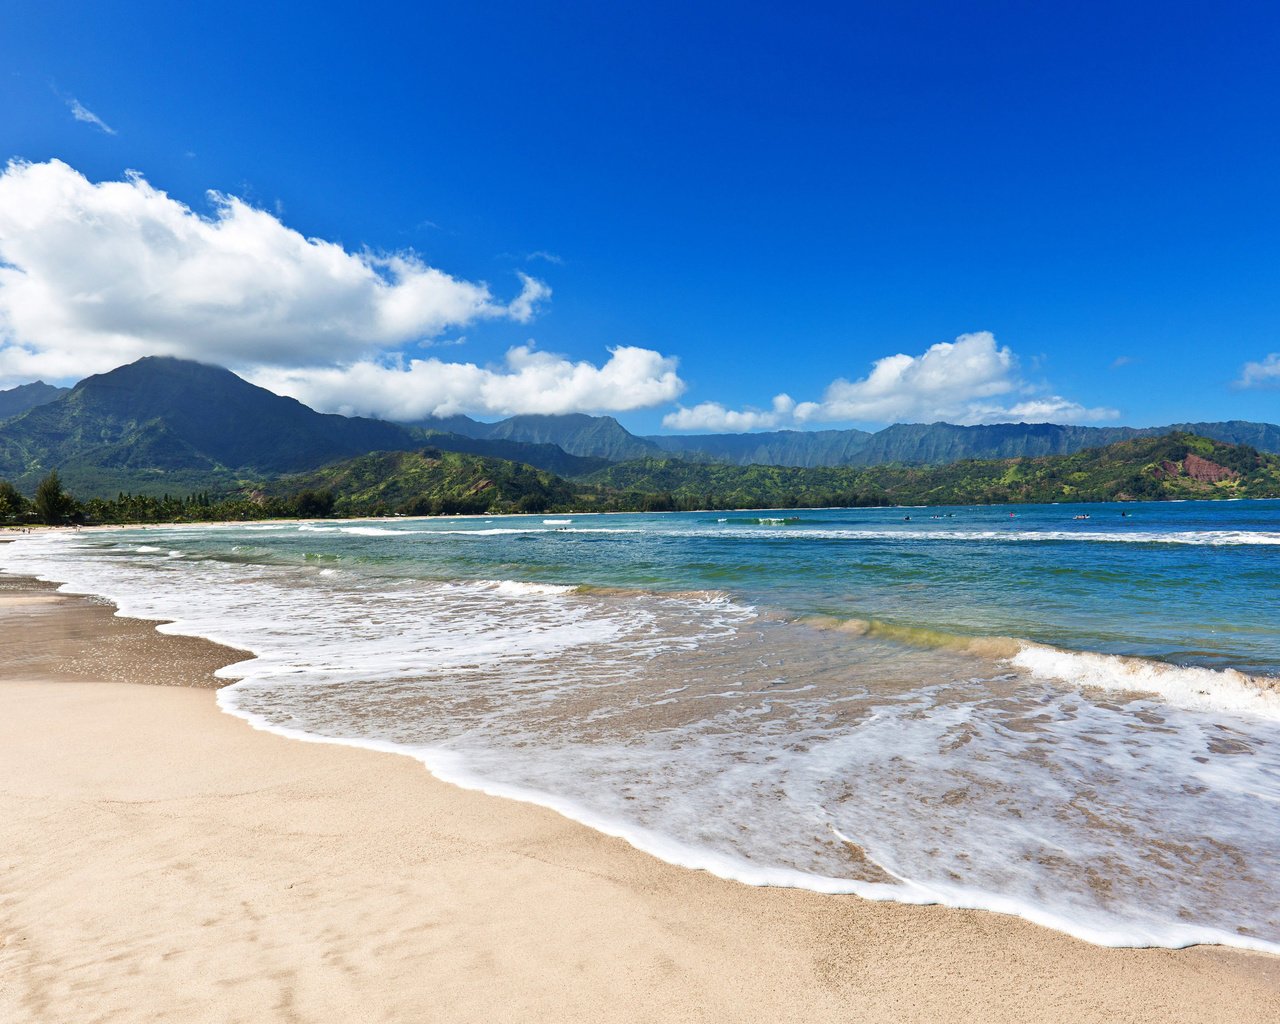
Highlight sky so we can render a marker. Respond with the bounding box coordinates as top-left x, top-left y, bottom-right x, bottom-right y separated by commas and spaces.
0, 1, 1277, 433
